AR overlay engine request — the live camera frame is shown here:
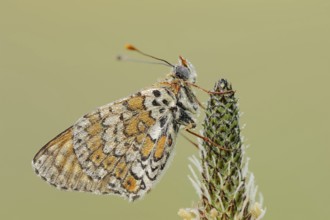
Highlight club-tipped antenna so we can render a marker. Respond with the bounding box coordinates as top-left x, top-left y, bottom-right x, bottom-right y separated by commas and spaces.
116, 55, 173, 67
125, 44, 174, 67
